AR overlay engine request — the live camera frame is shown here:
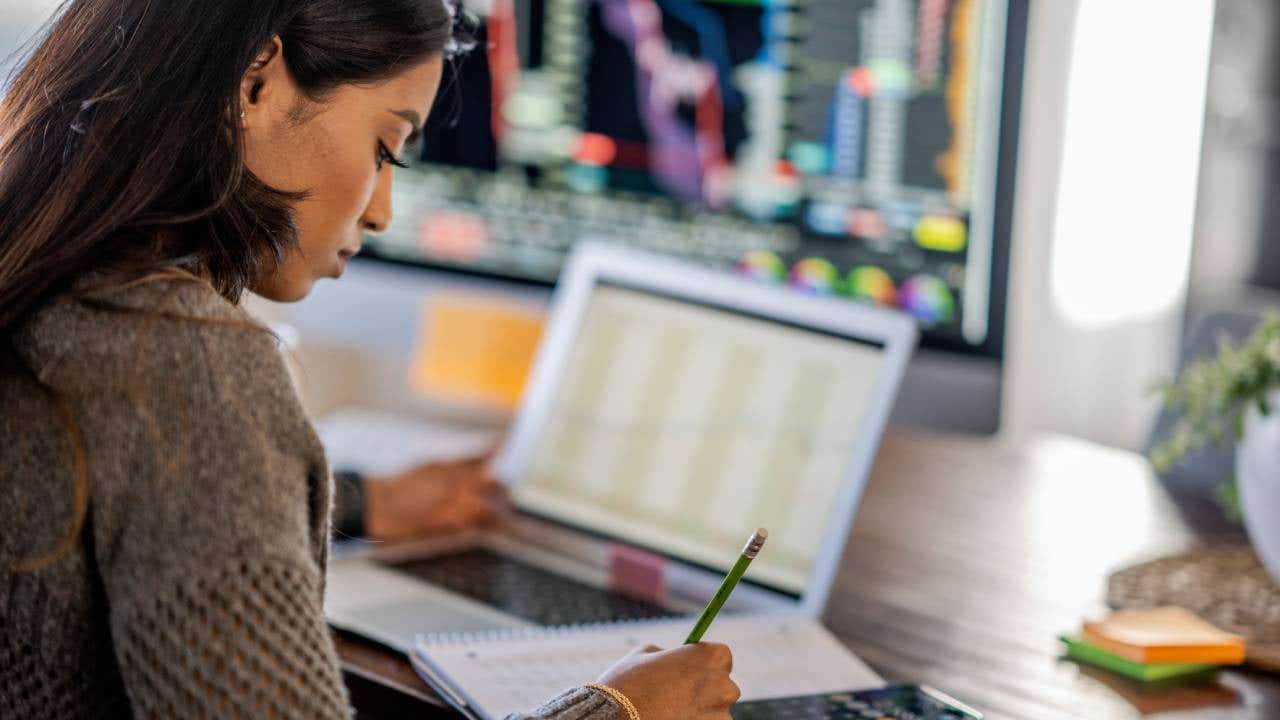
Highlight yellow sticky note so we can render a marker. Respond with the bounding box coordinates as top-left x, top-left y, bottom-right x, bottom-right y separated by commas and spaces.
410, 294, 545, 412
